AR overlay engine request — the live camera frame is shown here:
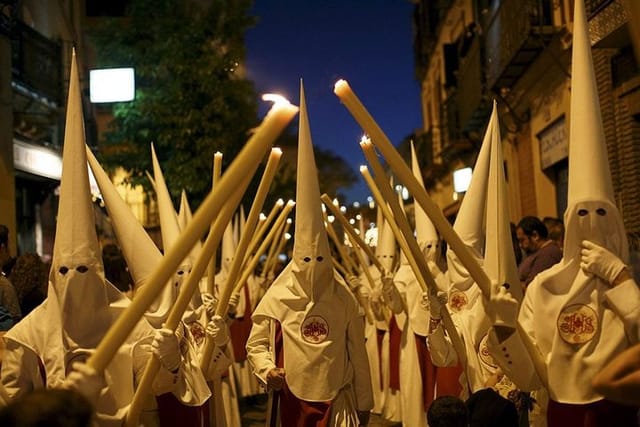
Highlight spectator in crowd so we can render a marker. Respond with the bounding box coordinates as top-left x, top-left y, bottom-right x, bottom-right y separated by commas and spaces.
516, 216, 562, 288
0, 225, 20, 325
0, 225, 15, 276
543, 217, 565, 251
511, 222, 523, 266
9, 253, 48, 317
427, 396, 468, 427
